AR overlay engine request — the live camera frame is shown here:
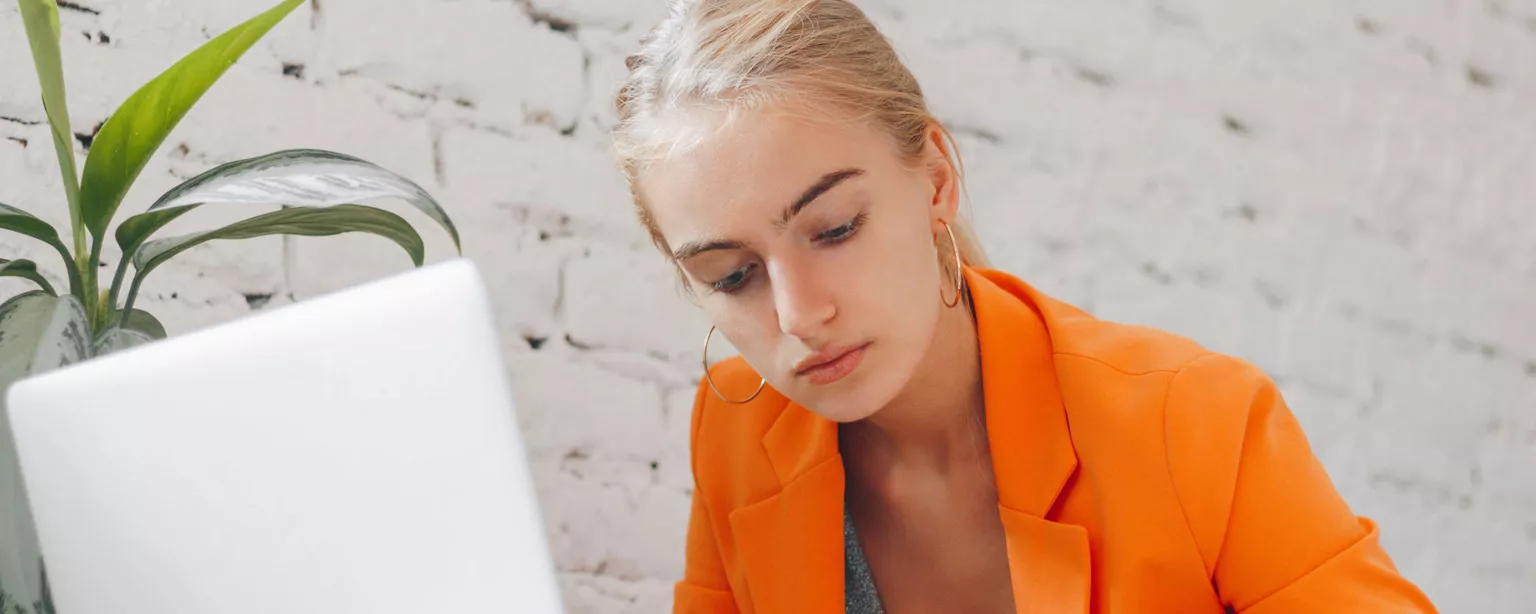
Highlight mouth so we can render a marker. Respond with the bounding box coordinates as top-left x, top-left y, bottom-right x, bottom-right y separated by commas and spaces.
794, 342, 871, 385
